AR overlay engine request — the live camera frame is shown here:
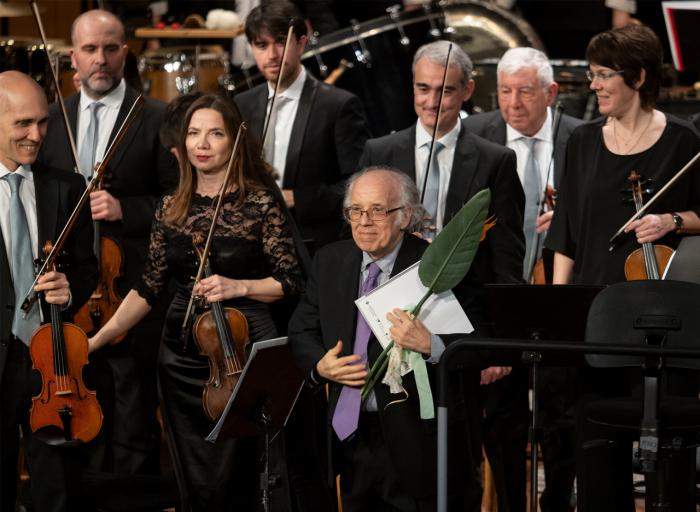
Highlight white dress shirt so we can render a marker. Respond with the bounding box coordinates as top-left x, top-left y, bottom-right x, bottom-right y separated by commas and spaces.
0, 164, 38, 267
266, 67, 306, 188
415, 119, 461, 231
505, 107, 555, 193
77, 79, 126, 179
